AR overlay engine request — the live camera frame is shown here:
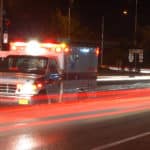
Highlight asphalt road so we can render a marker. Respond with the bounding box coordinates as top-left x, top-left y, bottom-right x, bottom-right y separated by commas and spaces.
0, 87, 150, 150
